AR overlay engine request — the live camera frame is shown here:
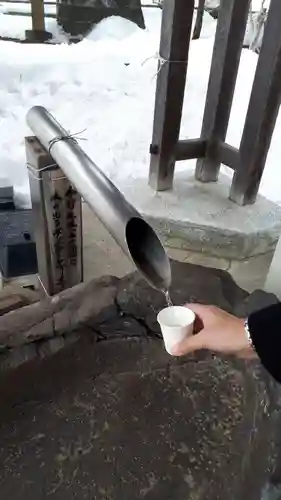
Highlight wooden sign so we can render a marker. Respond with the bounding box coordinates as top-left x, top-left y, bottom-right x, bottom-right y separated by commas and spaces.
26, 136, 83, 296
